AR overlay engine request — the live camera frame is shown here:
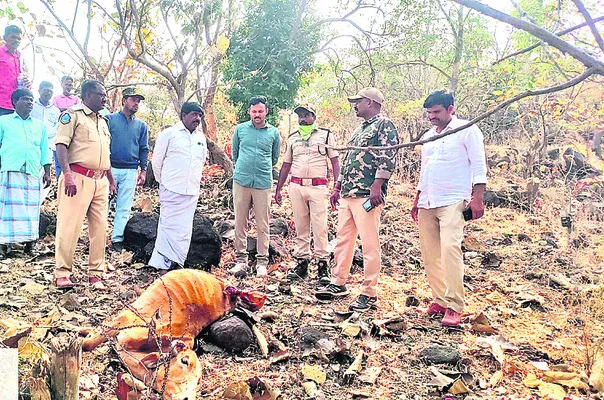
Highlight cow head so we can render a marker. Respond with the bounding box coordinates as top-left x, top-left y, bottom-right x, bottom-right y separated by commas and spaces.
140, 340, 202, 400
225, 286, 267, 312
